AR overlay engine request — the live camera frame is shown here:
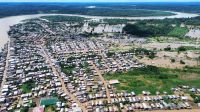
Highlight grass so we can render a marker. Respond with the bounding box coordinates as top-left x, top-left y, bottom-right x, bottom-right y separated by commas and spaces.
177, 46, 200, 51
168, 27, 189, 37
104, 66, 200, 95
45, 105, 56, 112
21, 80, 35, 93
